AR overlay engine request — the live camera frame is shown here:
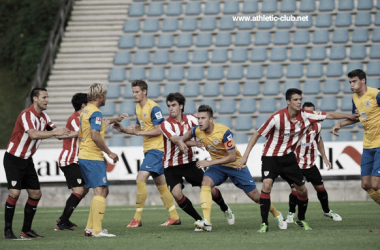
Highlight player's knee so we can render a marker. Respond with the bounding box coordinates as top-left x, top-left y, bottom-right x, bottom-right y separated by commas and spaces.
9, 190, 21, 199
361, 183, 371, 190
171, 190, 182, 201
